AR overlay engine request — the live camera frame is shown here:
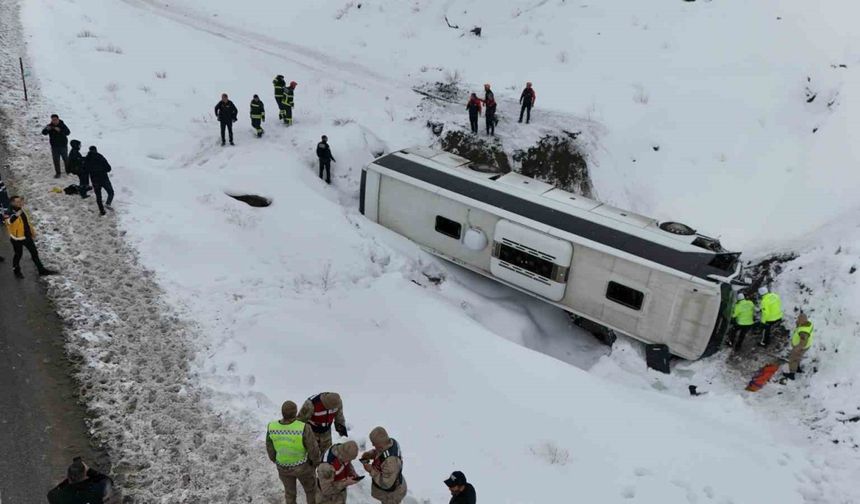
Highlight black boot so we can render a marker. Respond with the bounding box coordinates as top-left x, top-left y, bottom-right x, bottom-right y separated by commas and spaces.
782, 372, 796, 381
13, 268, 23, 278
38, 268, 58, 276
